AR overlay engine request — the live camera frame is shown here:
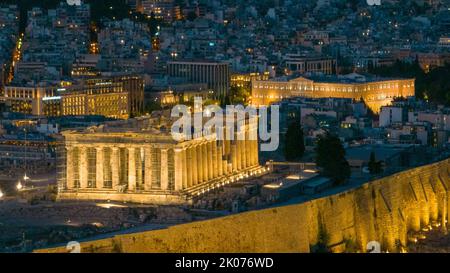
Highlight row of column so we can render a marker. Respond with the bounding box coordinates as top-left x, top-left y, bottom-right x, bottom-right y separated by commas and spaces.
175, 135, 259, 190
65, 137, 259, 192
66, 145, 173, 192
